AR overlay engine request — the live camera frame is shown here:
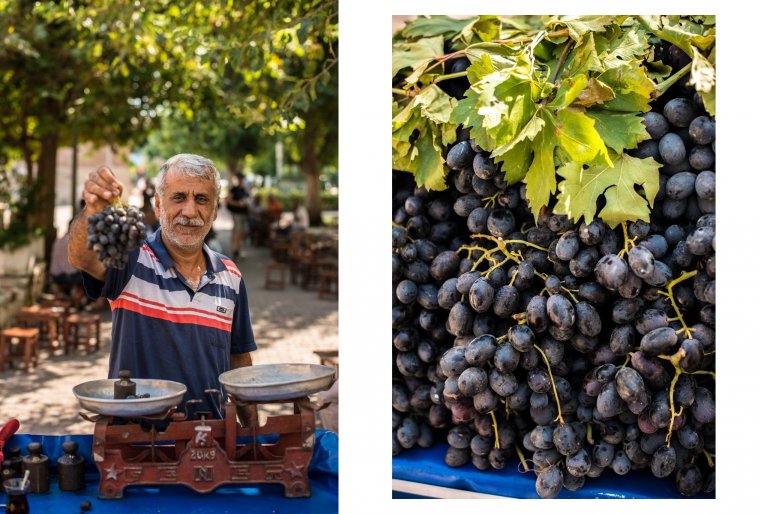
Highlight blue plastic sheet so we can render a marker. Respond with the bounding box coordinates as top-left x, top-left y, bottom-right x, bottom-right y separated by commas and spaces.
2, 431, 338, 513
393, 443, 714, 499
